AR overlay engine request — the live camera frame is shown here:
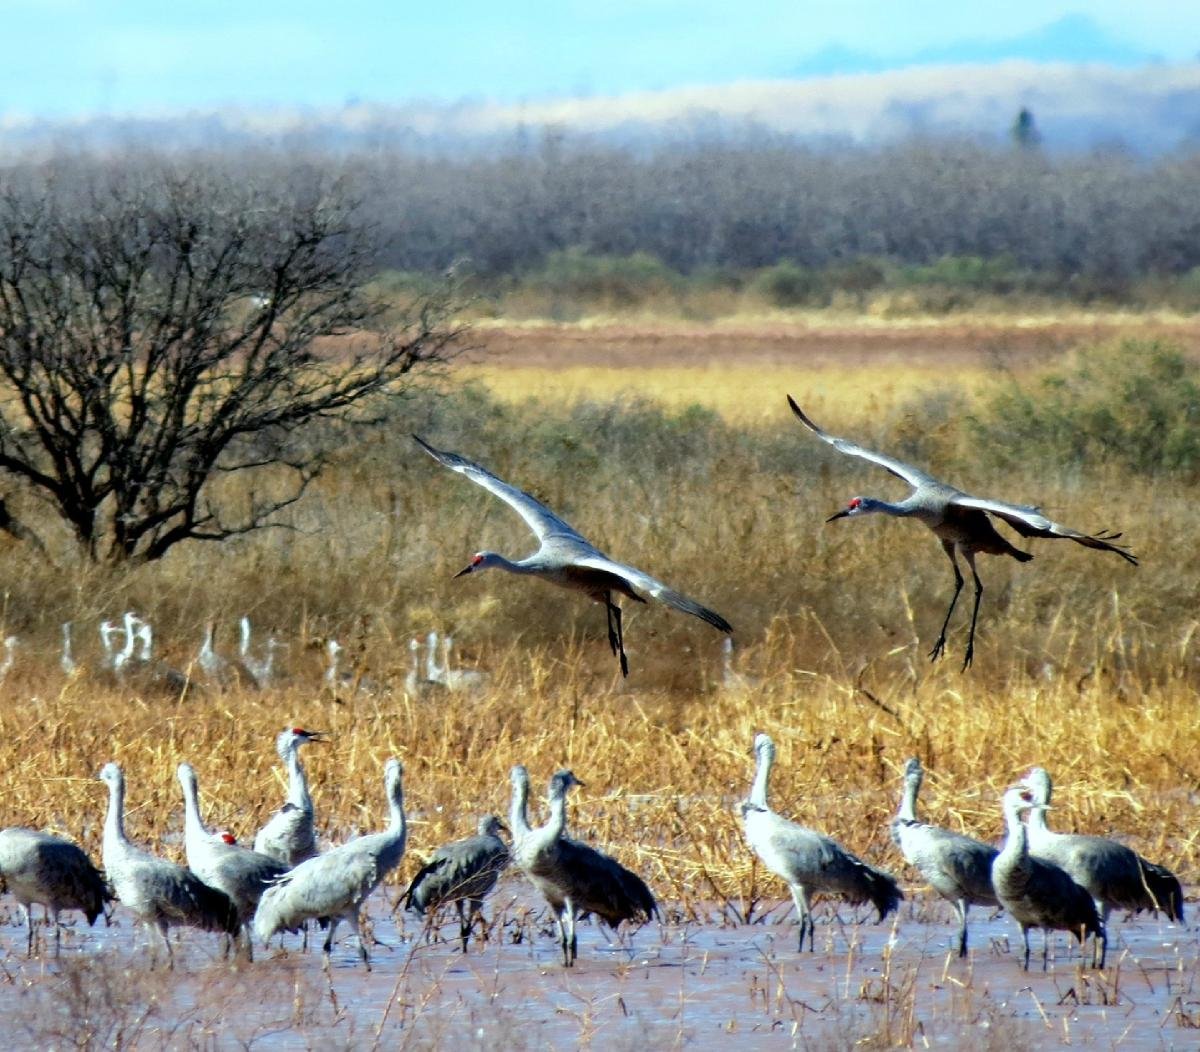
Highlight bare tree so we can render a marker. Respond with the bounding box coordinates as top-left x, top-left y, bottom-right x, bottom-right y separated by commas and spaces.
0, 155, 462, 562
